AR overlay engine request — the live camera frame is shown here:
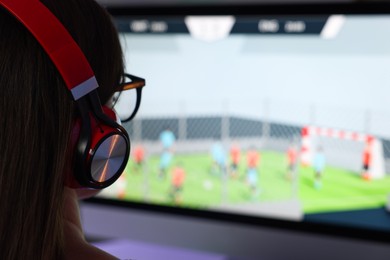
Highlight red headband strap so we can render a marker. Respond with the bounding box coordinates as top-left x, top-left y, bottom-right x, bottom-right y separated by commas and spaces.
0, 0, 98, 100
